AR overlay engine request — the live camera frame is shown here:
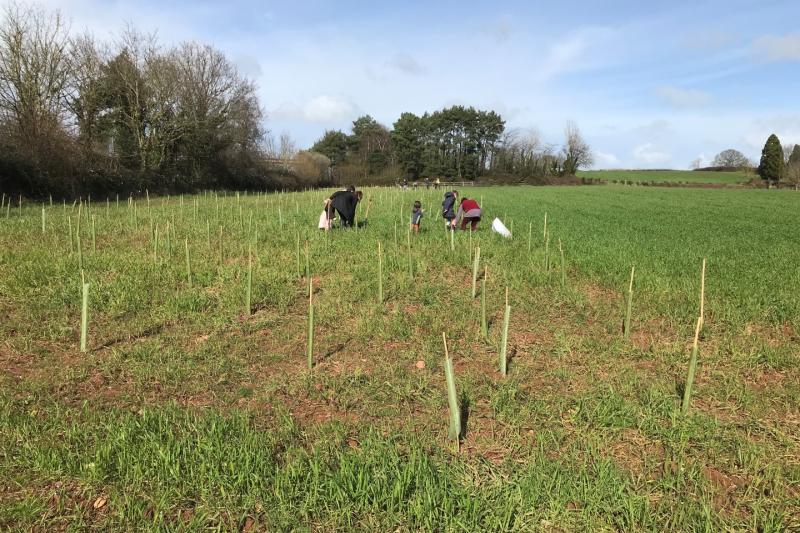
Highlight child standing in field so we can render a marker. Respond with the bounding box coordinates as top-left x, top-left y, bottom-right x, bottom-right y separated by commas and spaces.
441, 190, 458, 230
411, 201, 423, 233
